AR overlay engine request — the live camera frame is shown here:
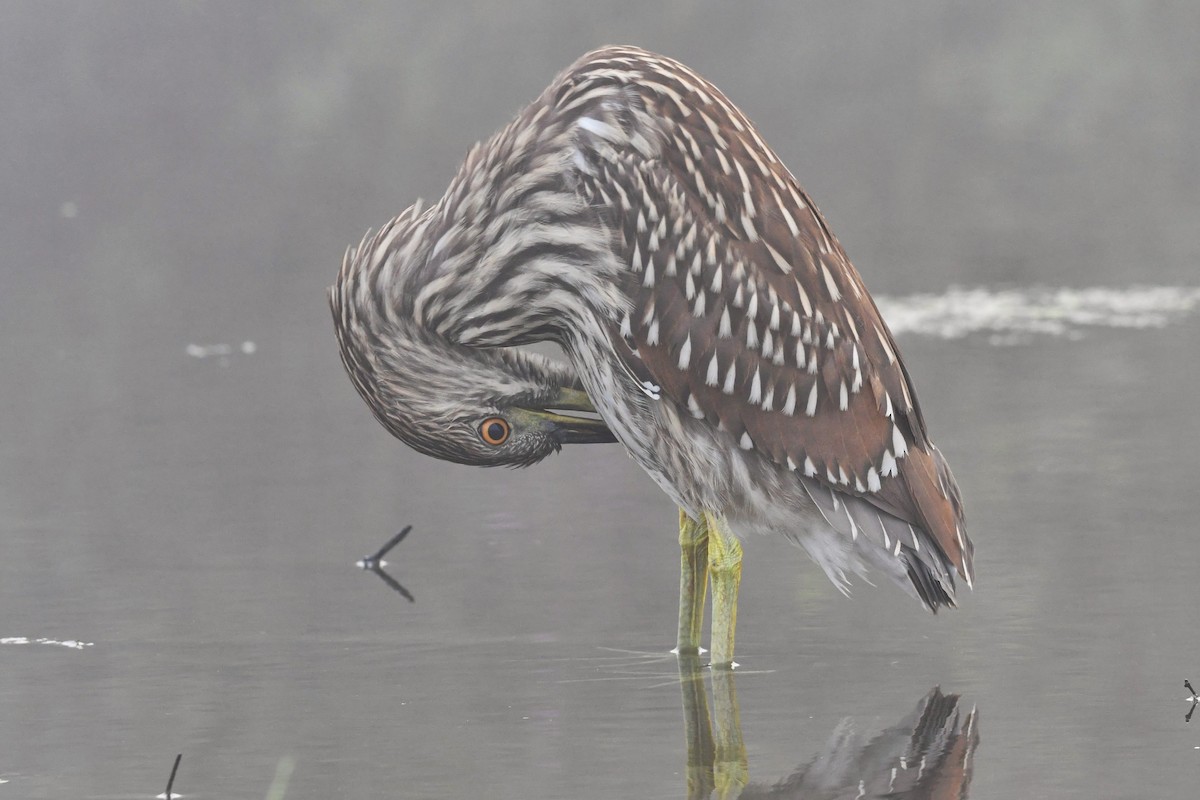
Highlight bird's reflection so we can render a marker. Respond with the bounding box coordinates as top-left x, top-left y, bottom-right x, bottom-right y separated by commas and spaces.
676, 656, 978, 800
